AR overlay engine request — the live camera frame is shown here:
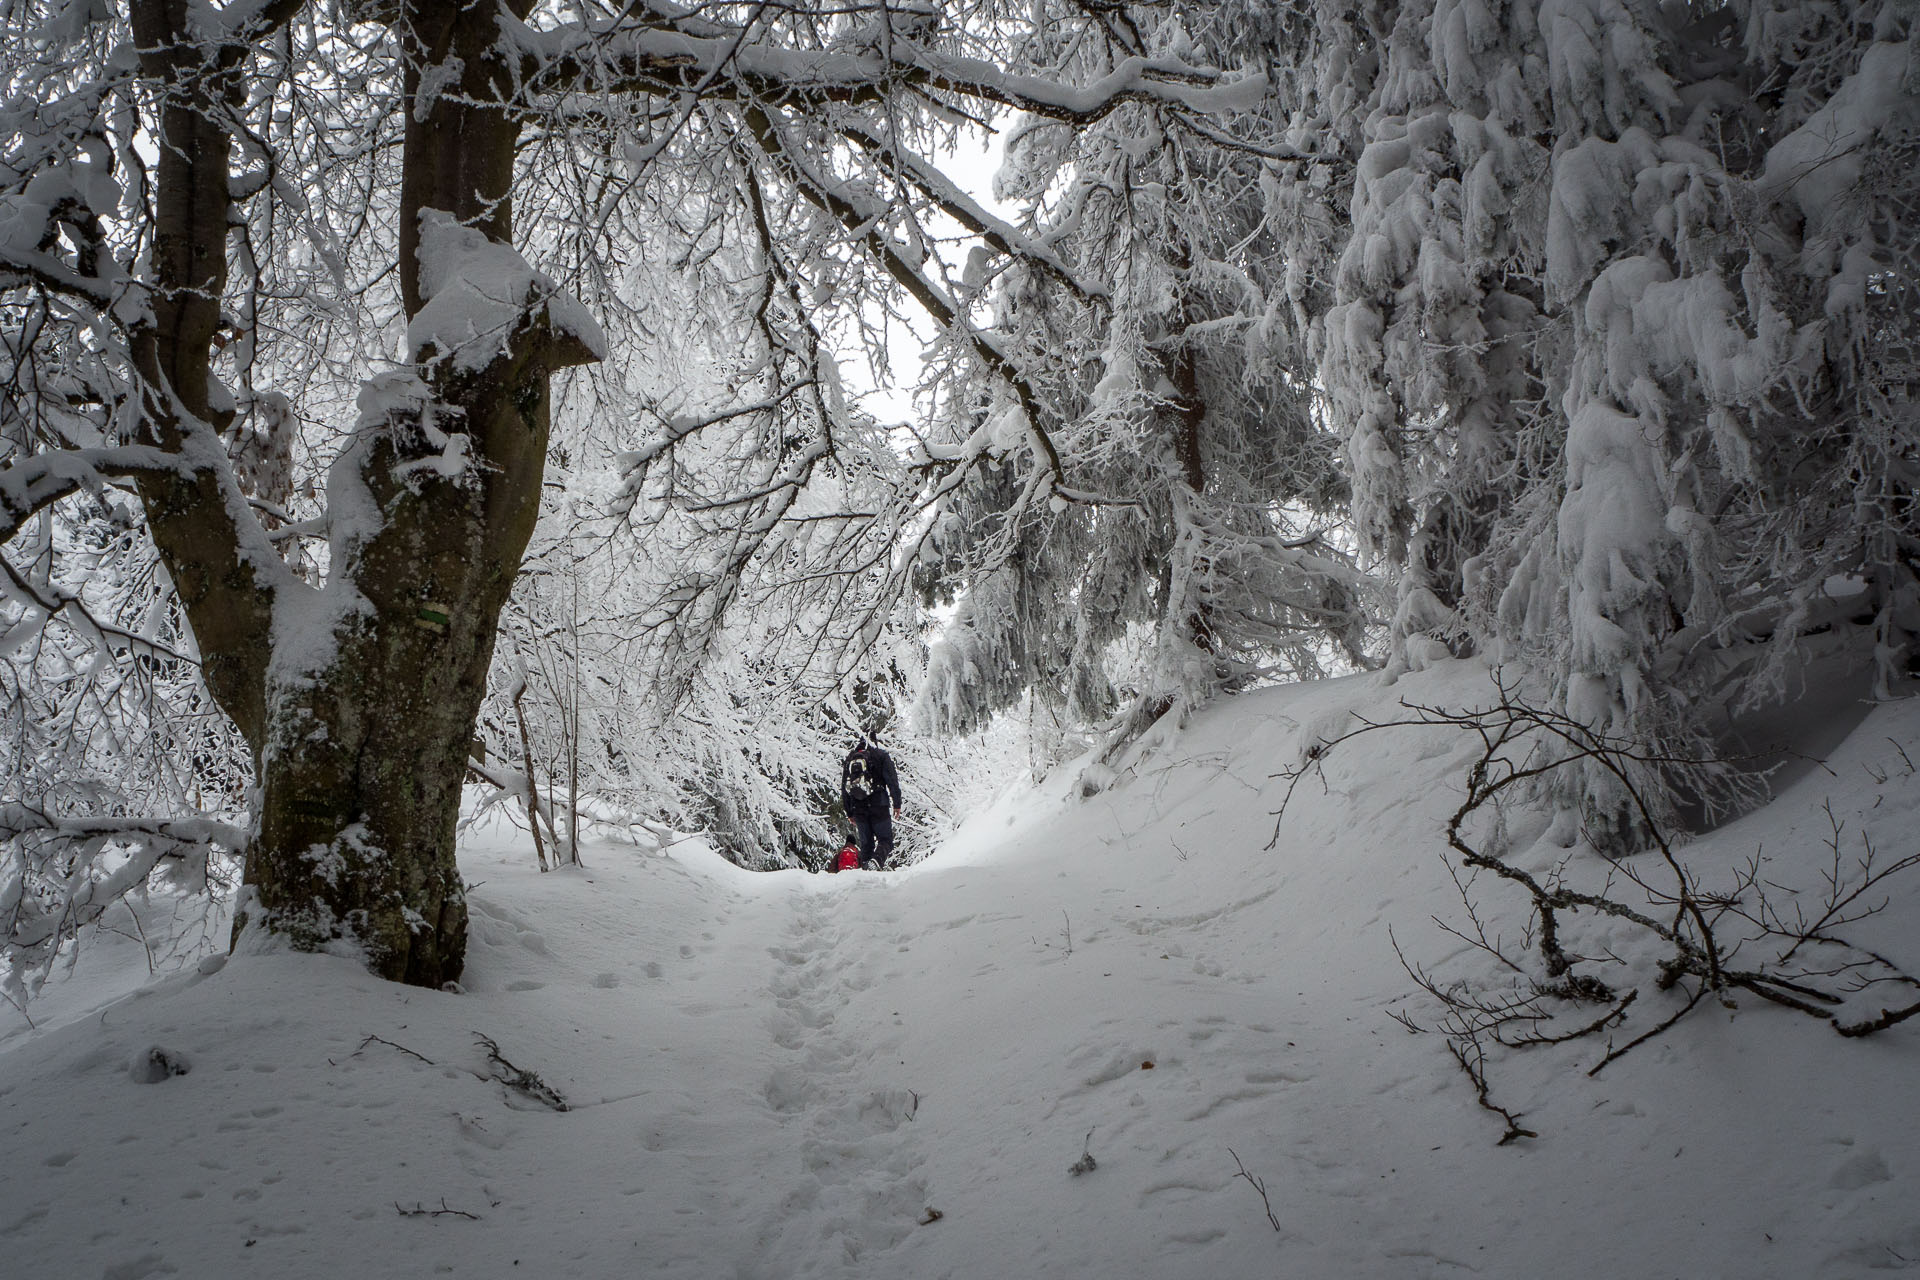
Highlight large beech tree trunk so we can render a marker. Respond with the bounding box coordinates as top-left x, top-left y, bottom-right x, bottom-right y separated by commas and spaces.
245, 336, 554, 984
238, 0, 565, 985
131, 0, 570, 985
